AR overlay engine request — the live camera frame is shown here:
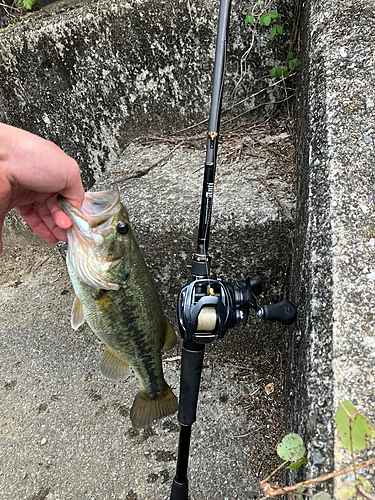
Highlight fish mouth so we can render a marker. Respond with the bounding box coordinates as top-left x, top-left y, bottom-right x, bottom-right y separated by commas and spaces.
58, 191, 124, 290
57, 191, 121, 227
